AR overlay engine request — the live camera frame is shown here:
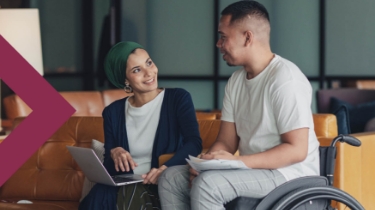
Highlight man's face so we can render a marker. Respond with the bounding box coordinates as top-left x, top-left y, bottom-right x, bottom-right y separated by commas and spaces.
216, 15, 245, 66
